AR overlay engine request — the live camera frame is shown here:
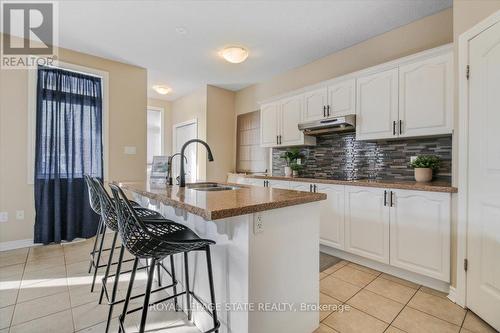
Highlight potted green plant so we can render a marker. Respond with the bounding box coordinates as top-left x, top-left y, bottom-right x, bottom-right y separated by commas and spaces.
290, 162, 303, 178
281, 148, 303, 177
410, 155, 440, 182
